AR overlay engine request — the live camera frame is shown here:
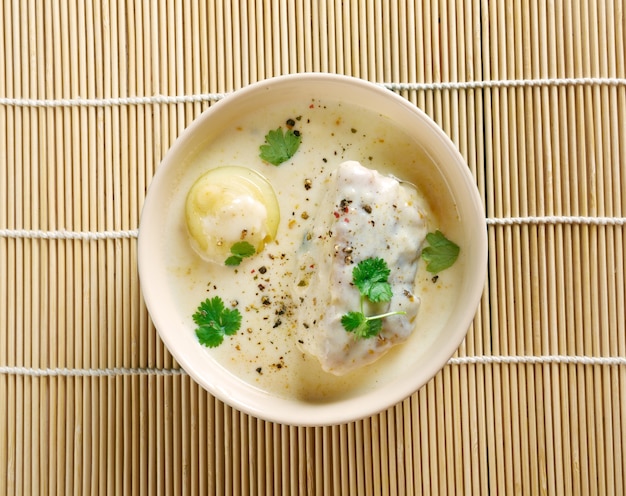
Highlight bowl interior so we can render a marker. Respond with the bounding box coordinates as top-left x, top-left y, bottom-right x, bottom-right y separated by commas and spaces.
138, 73, 487, 426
